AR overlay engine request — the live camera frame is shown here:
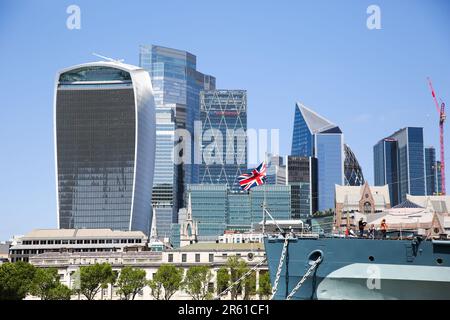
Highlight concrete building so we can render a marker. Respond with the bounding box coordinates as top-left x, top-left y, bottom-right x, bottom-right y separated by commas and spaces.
27, 242, 267, 300
0, 242, 10, 264
9, 229, 148, 263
